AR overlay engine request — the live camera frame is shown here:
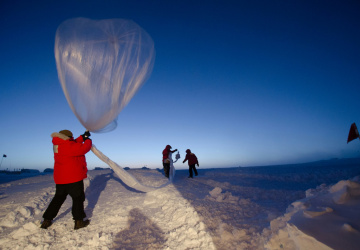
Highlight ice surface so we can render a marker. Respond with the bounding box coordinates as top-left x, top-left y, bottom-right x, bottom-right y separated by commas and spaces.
0, 159, 359, 249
